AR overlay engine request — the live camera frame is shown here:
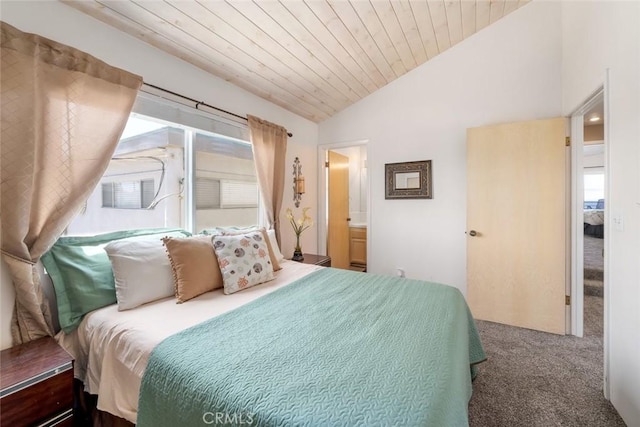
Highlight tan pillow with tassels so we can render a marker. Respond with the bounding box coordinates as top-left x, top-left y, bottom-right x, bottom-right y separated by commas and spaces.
162, 235, 223, 303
